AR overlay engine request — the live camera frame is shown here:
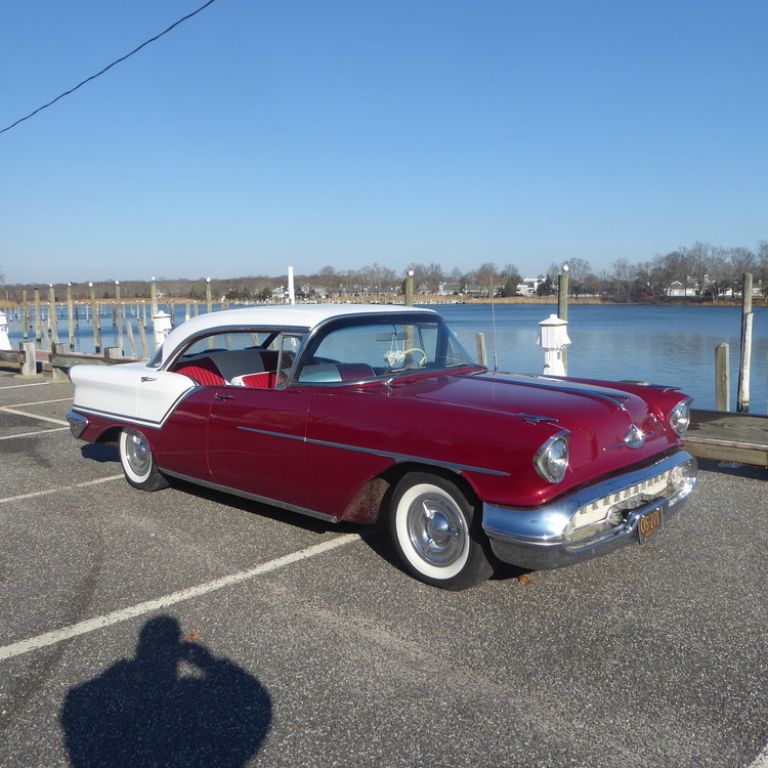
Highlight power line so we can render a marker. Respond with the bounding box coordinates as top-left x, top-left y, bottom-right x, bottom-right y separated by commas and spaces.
0, 0, 219, 136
